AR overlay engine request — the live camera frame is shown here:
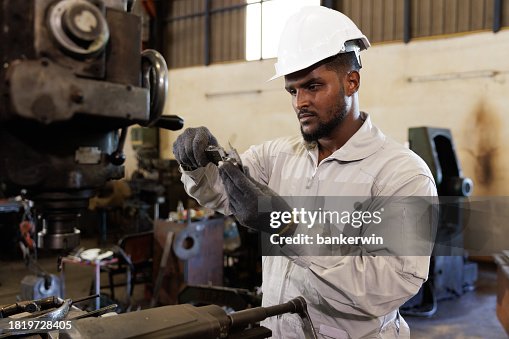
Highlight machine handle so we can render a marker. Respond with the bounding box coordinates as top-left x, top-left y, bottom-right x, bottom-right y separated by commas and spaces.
228, 297, 313, 332
142, 49, 169, 123
153, 115, 184, 131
